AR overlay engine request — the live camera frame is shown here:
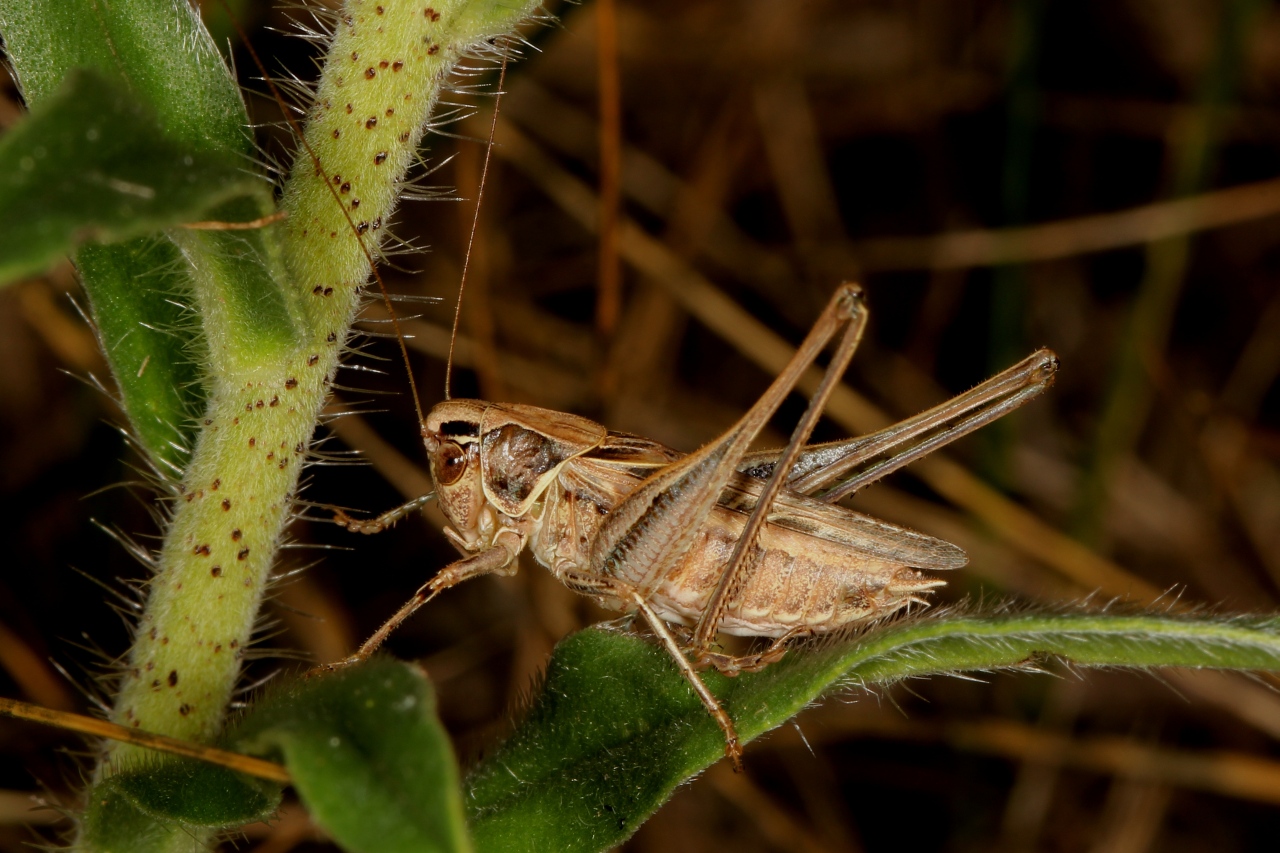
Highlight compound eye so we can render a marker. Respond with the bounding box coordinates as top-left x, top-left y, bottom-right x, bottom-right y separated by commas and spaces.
433, 441, 468, 486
